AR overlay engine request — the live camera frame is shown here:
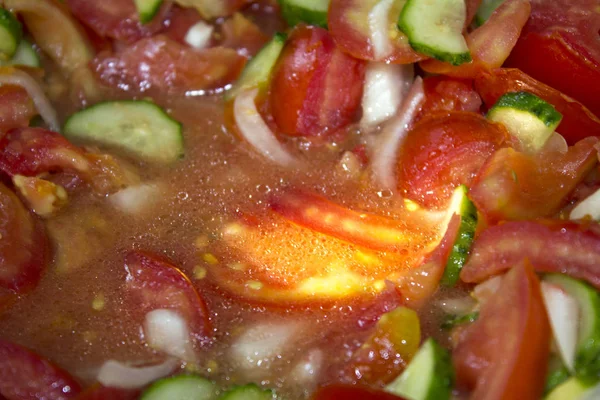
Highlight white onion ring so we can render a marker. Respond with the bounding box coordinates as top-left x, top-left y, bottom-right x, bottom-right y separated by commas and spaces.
0, 69, 59, 131
96, 358, 179, 389
144, 309, 197, 363
233, 88, 300, 167
370, 76, 424, 190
